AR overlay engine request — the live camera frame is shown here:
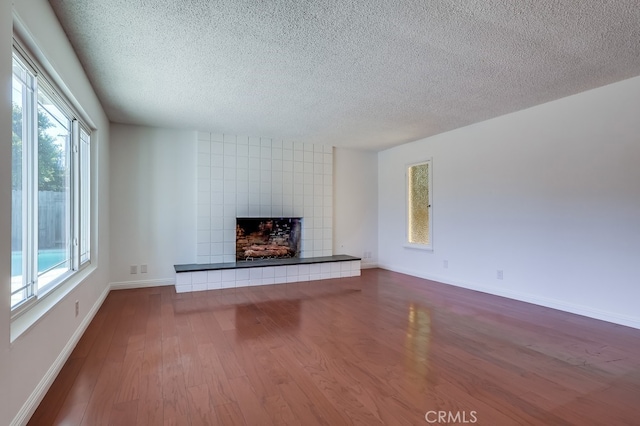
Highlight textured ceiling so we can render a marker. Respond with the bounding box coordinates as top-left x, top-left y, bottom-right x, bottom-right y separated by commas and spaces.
49, 0, 640, 150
